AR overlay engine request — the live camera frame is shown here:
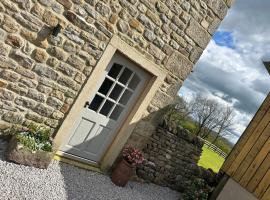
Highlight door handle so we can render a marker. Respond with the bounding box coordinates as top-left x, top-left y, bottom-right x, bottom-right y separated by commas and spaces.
84, 101, 90, 108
